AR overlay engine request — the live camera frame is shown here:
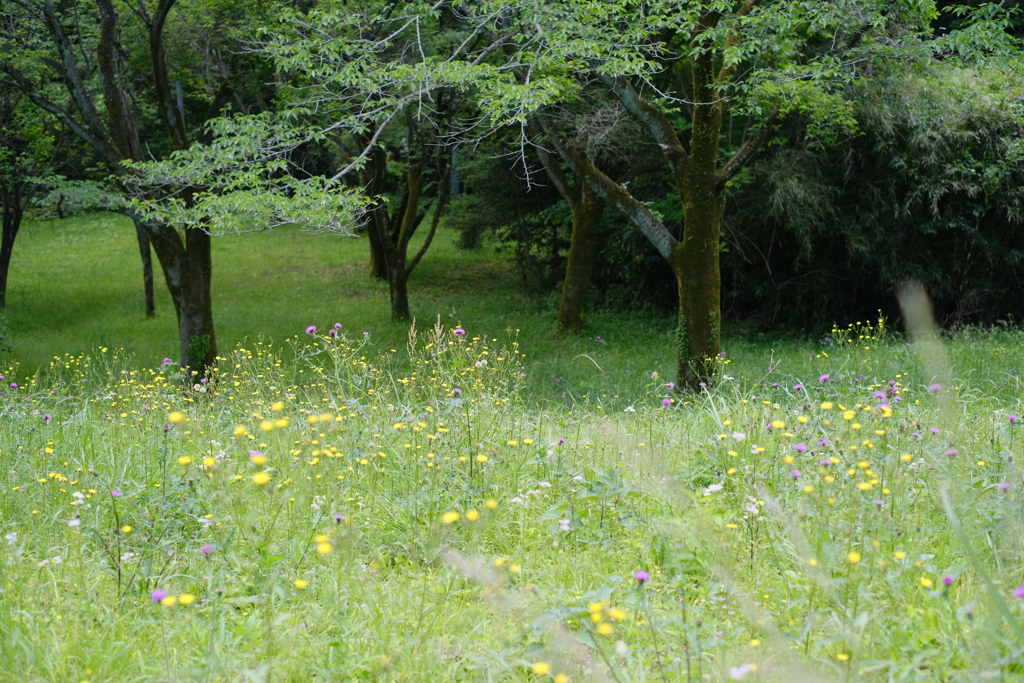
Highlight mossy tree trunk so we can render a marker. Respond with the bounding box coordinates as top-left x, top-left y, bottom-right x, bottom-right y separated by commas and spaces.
537, 6, 776, 388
